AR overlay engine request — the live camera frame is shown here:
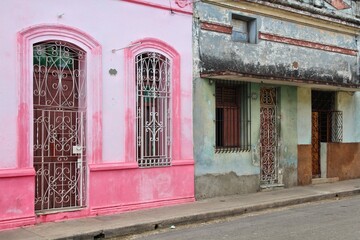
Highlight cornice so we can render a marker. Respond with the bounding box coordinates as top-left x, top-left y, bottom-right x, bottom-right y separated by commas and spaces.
202, 0, 360, 35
